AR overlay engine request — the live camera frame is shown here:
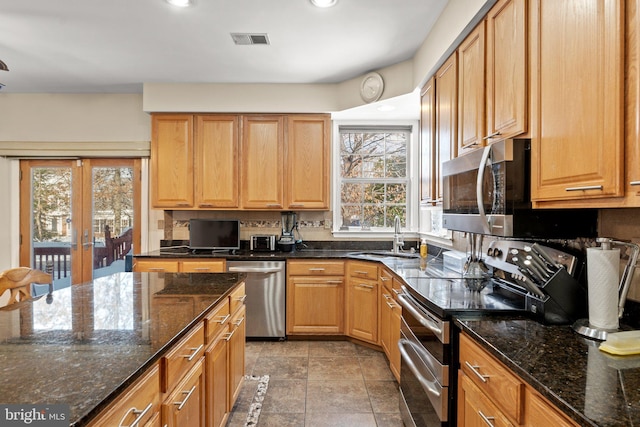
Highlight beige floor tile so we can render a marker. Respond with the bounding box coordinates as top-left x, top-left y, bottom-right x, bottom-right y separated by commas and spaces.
374, 412, 405, 427
365, 380, 401, 413
306, 380, 372, 413
252, 356, 309, 379
261, 340, 310, 357
307, 356, 363, 380
304, 412, 378, 427
308, 340, 358, 357
259, 413, 306, 427
359, 354, 395, 381
261, 379, 307, 413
